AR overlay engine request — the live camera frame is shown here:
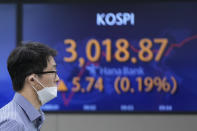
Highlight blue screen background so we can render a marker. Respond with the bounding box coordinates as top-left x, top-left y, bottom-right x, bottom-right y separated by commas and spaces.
1, 3, 197, 112
0, 4, 16, 108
